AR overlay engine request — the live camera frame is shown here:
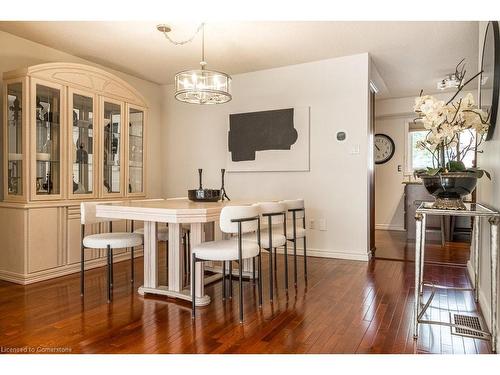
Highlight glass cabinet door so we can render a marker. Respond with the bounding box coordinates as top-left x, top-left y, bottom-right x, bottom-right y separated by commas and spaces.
128, 106, 144, 194
71, 92, 94, 196
6, 82, 24, 197
35, 83, 61, 197
102, 100, 122, 195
